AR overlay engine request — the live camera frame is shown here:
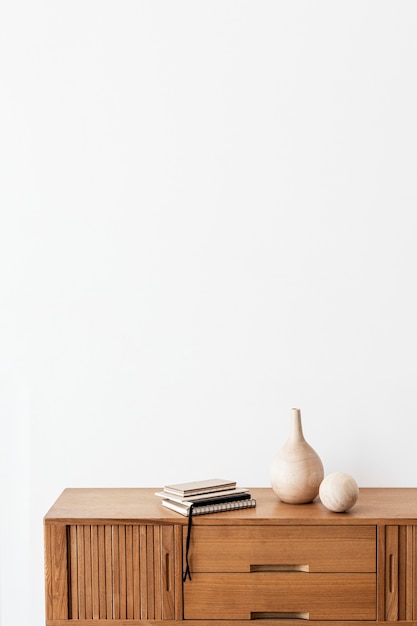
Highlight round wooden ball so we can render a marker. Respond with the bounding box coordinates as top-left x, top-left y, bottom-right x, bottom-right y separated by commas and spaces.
319, 472, 359, 513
